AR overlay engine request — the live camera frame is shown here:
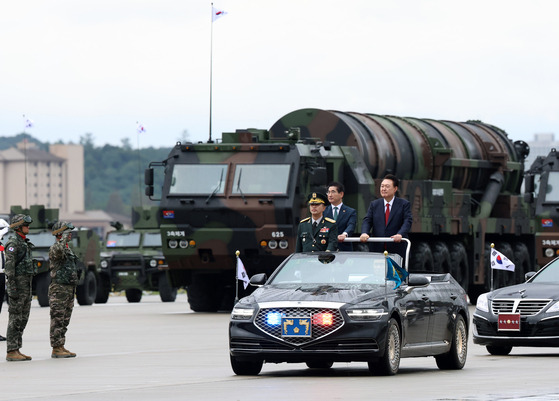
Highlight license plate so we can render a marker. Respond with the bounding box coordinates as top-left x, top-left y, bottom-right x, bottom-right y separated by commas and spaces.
498, 313, 521, 331
118, 272, 130, 276
281, 317, 311, 337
